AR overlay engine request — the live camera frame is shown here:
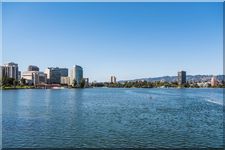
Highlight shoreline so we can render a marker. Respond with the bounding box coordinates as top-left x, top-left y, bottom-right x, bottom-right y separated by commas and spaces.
1, 86, 224, 90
